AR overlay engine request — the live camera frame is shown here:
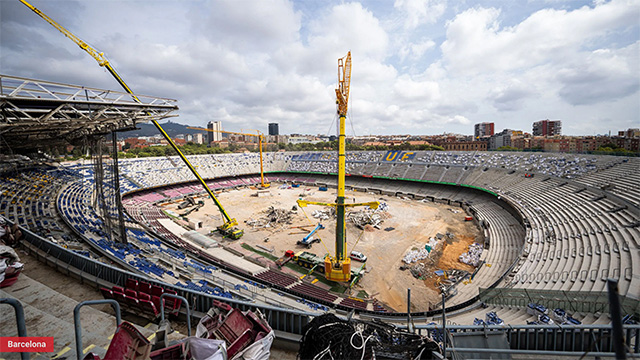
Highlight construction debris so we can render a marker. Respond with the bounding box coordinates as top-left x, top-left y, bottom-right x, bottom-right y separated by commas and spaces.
311, 208, 335, 220
410, 263, 428, 279
246, 206, 294, 231
459, 242, 483, 267
347, 202, 389, 229
403, 237, 438, 264
403, 247, 430, 264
